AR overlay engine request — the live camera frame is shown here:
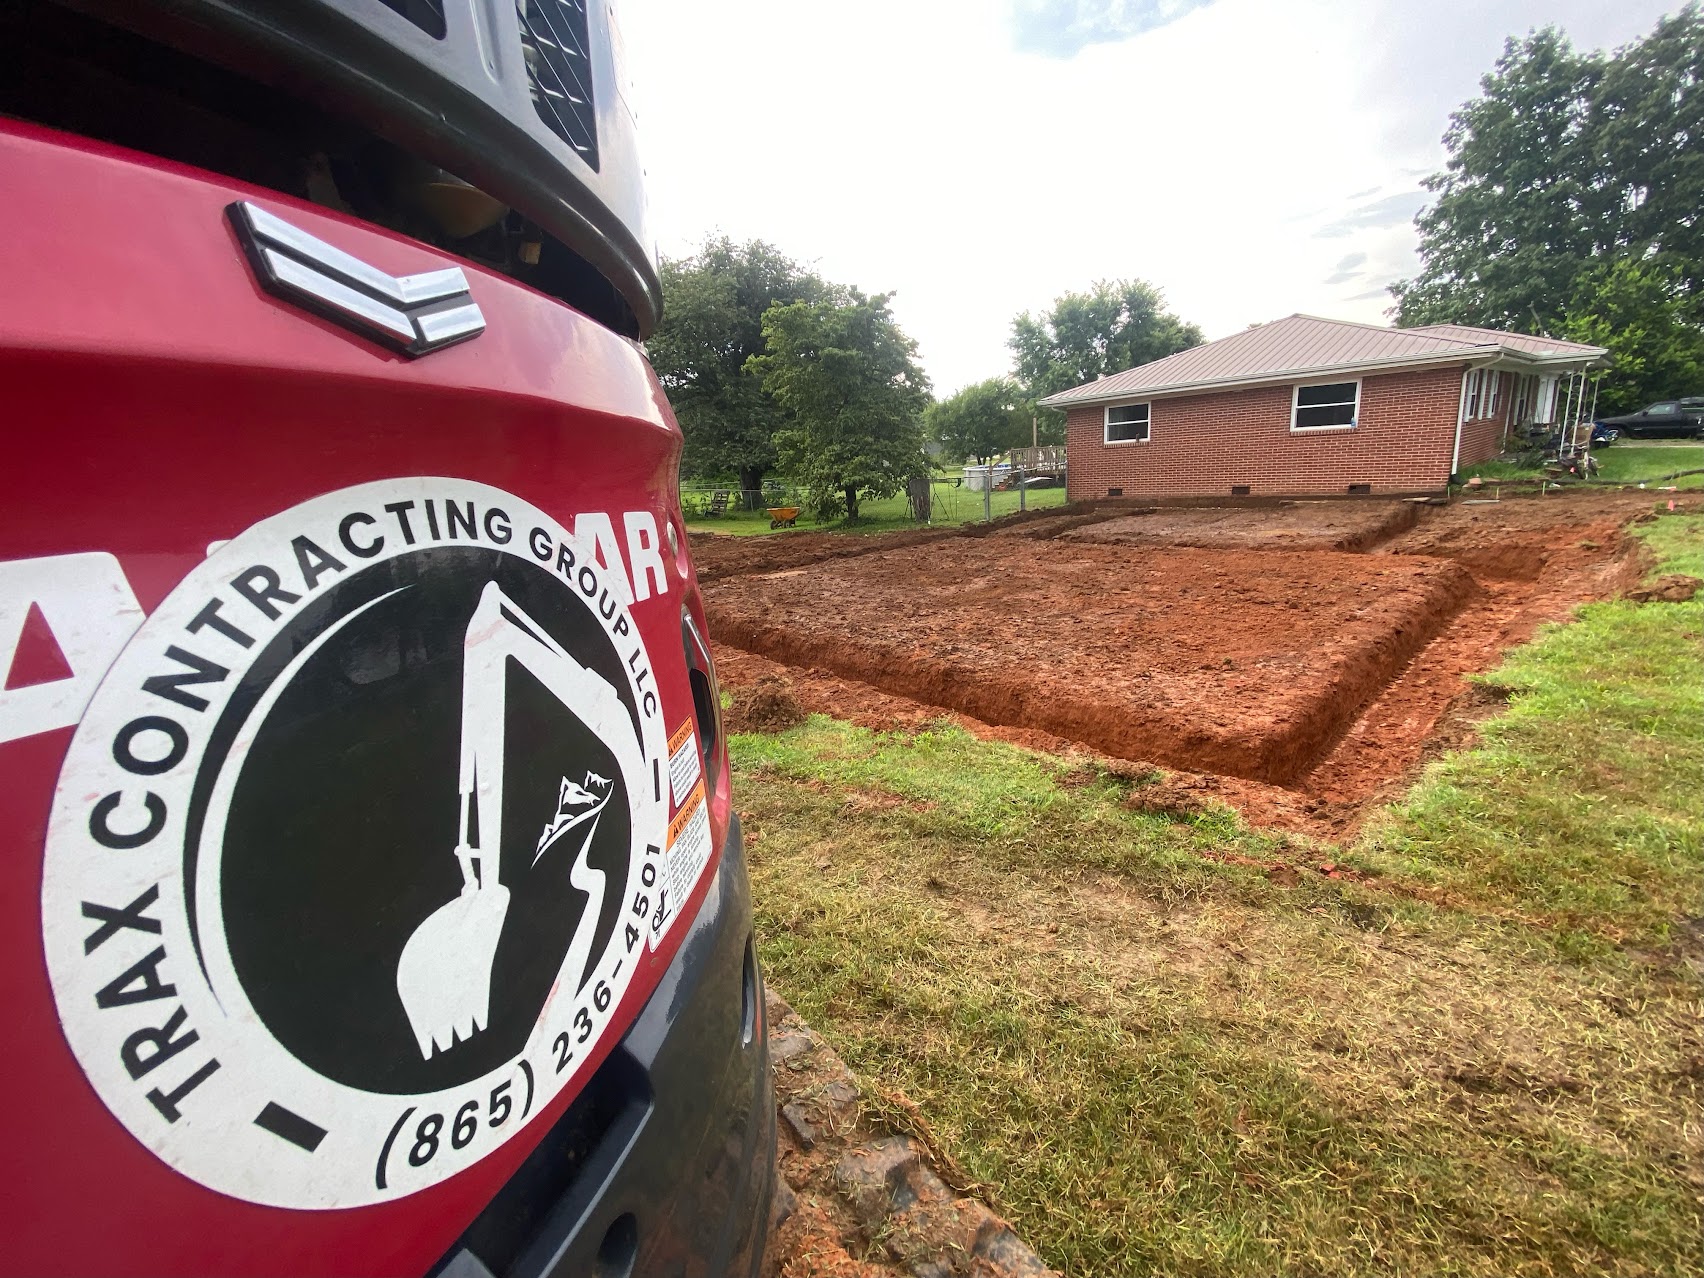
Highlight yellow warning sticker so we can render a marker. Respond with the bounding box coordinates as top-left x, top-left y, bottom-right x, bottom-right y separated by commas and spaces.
667, 717, 701, 806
